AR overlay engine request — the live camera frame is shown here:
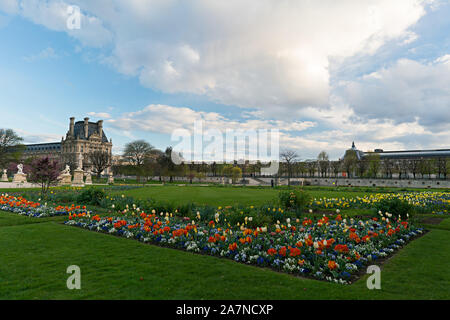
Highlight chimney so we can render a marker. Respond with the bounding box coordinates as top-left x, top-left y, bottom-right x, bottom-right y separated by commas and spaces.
97, 120, 103, 138
84, 117, 89, 139
69, 117, 75, 137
